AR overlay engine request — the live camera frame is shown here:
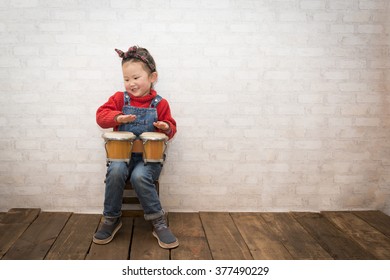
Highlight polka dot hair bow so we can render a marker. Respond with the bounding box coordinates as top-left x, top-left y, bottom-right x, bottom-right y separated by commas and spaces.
115, 46, 156, 72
